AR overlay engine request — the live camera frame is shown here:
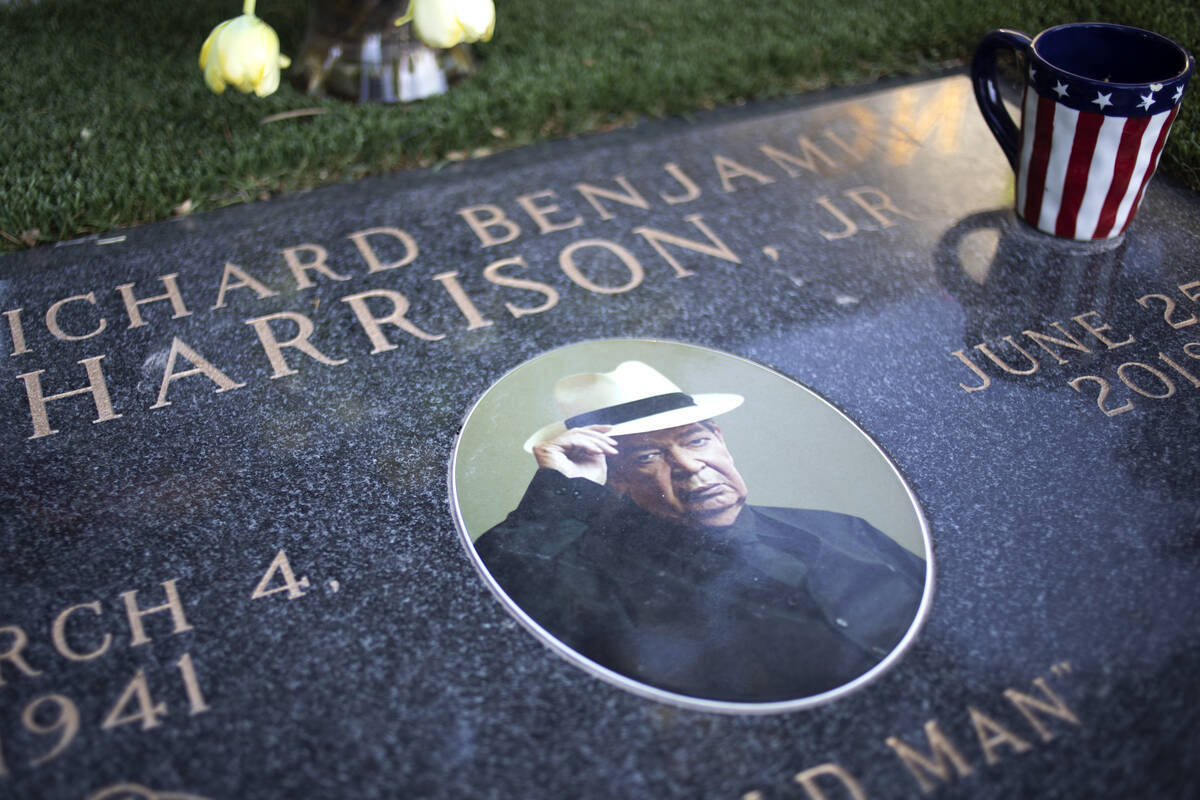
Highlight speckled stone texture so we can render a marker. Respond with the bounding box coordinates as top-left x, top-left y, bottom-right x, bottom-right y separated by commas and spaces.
0, 75, 1197, 799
